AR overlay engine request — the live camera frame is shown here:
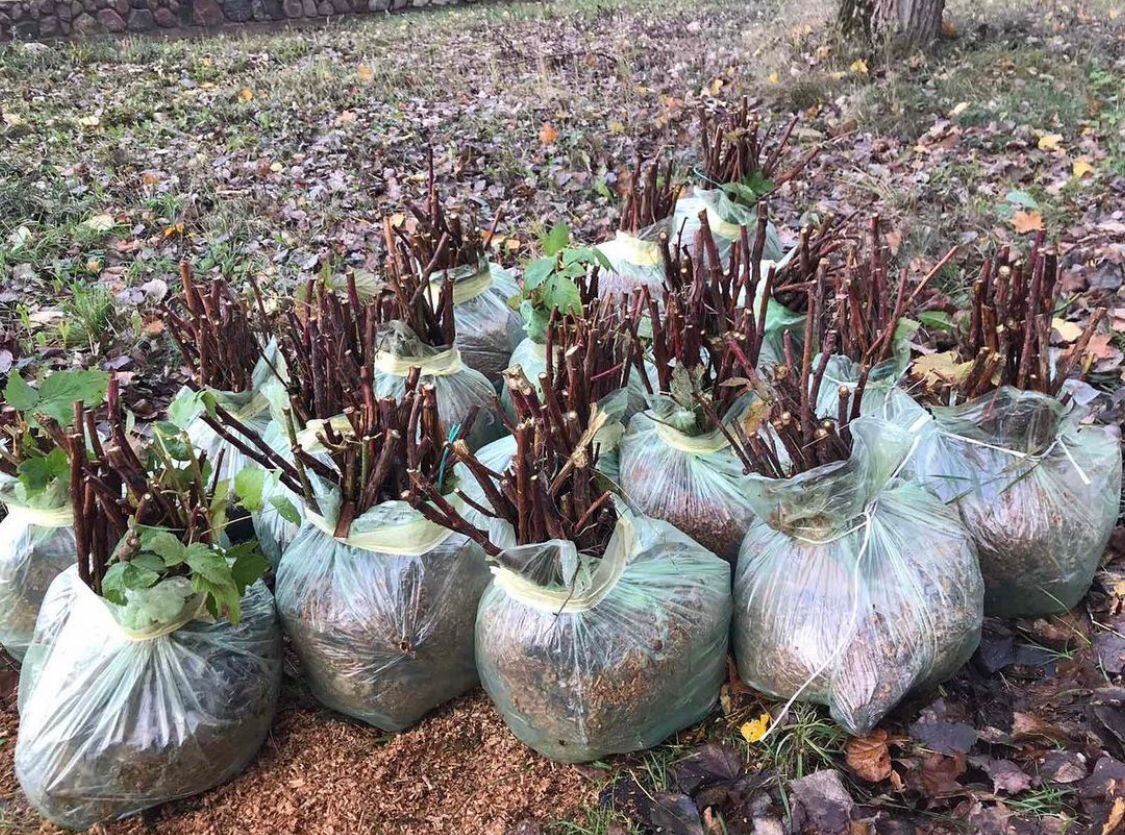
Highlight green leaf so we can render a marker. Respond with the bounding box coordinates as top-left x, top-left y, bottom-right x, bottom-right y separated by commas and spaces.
591, 247, 613, 272
102, 561, 161, 606
234, 468, 266, 512
145, 531, 188, 567
230, 547, 269, 593
269, 494, 301, 525
541, 276, 582, 315
36, 370, 108, 424
131, 552, 167, 574
1005, 189, 1039, 209
522, 257, 555, 291
541, 223, 570, 257
192, 573, 243, 625
4, 372, 38, 411
185, 545, 231, 585
17, 447, 69, 493
918, 310, 954, 332
167, 390, 203, 430
520, 300, 549, 343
